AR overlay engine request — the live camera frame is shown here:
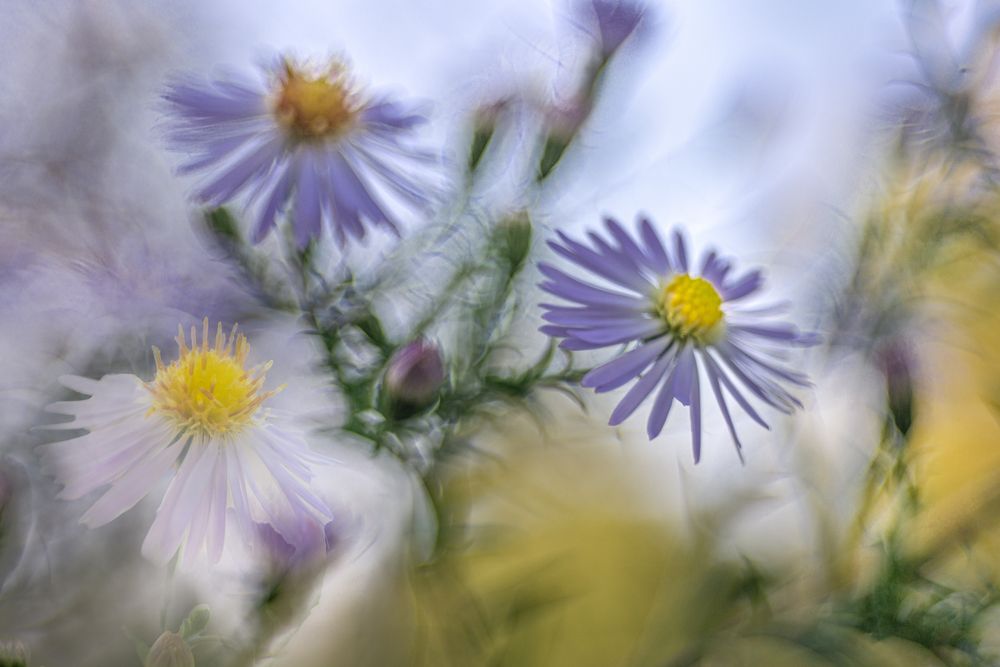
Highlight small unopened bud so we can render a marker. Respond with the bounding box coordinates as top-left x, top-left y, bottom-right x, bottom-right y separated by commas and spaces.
0, 639, 28, 667
383, 340, 445, 419
876, 340, 917, 438
145, 632, 194, 667
468, 99, 510, 173
536, 101, 591, 181
587, 0, 647, 60
492, 212, 534, 272
179, 604, 210, 639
